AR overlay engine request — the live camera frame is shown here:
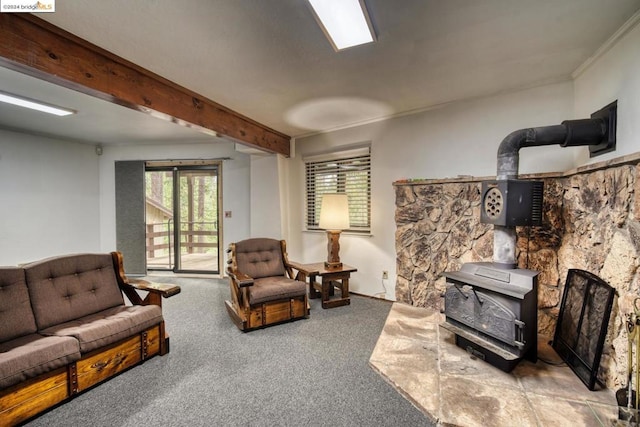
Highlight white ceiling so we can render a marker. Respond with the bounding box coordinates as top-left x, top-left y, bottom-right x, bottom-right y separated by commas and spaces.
1, 0, 640, 147
0, 66, 220, 145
